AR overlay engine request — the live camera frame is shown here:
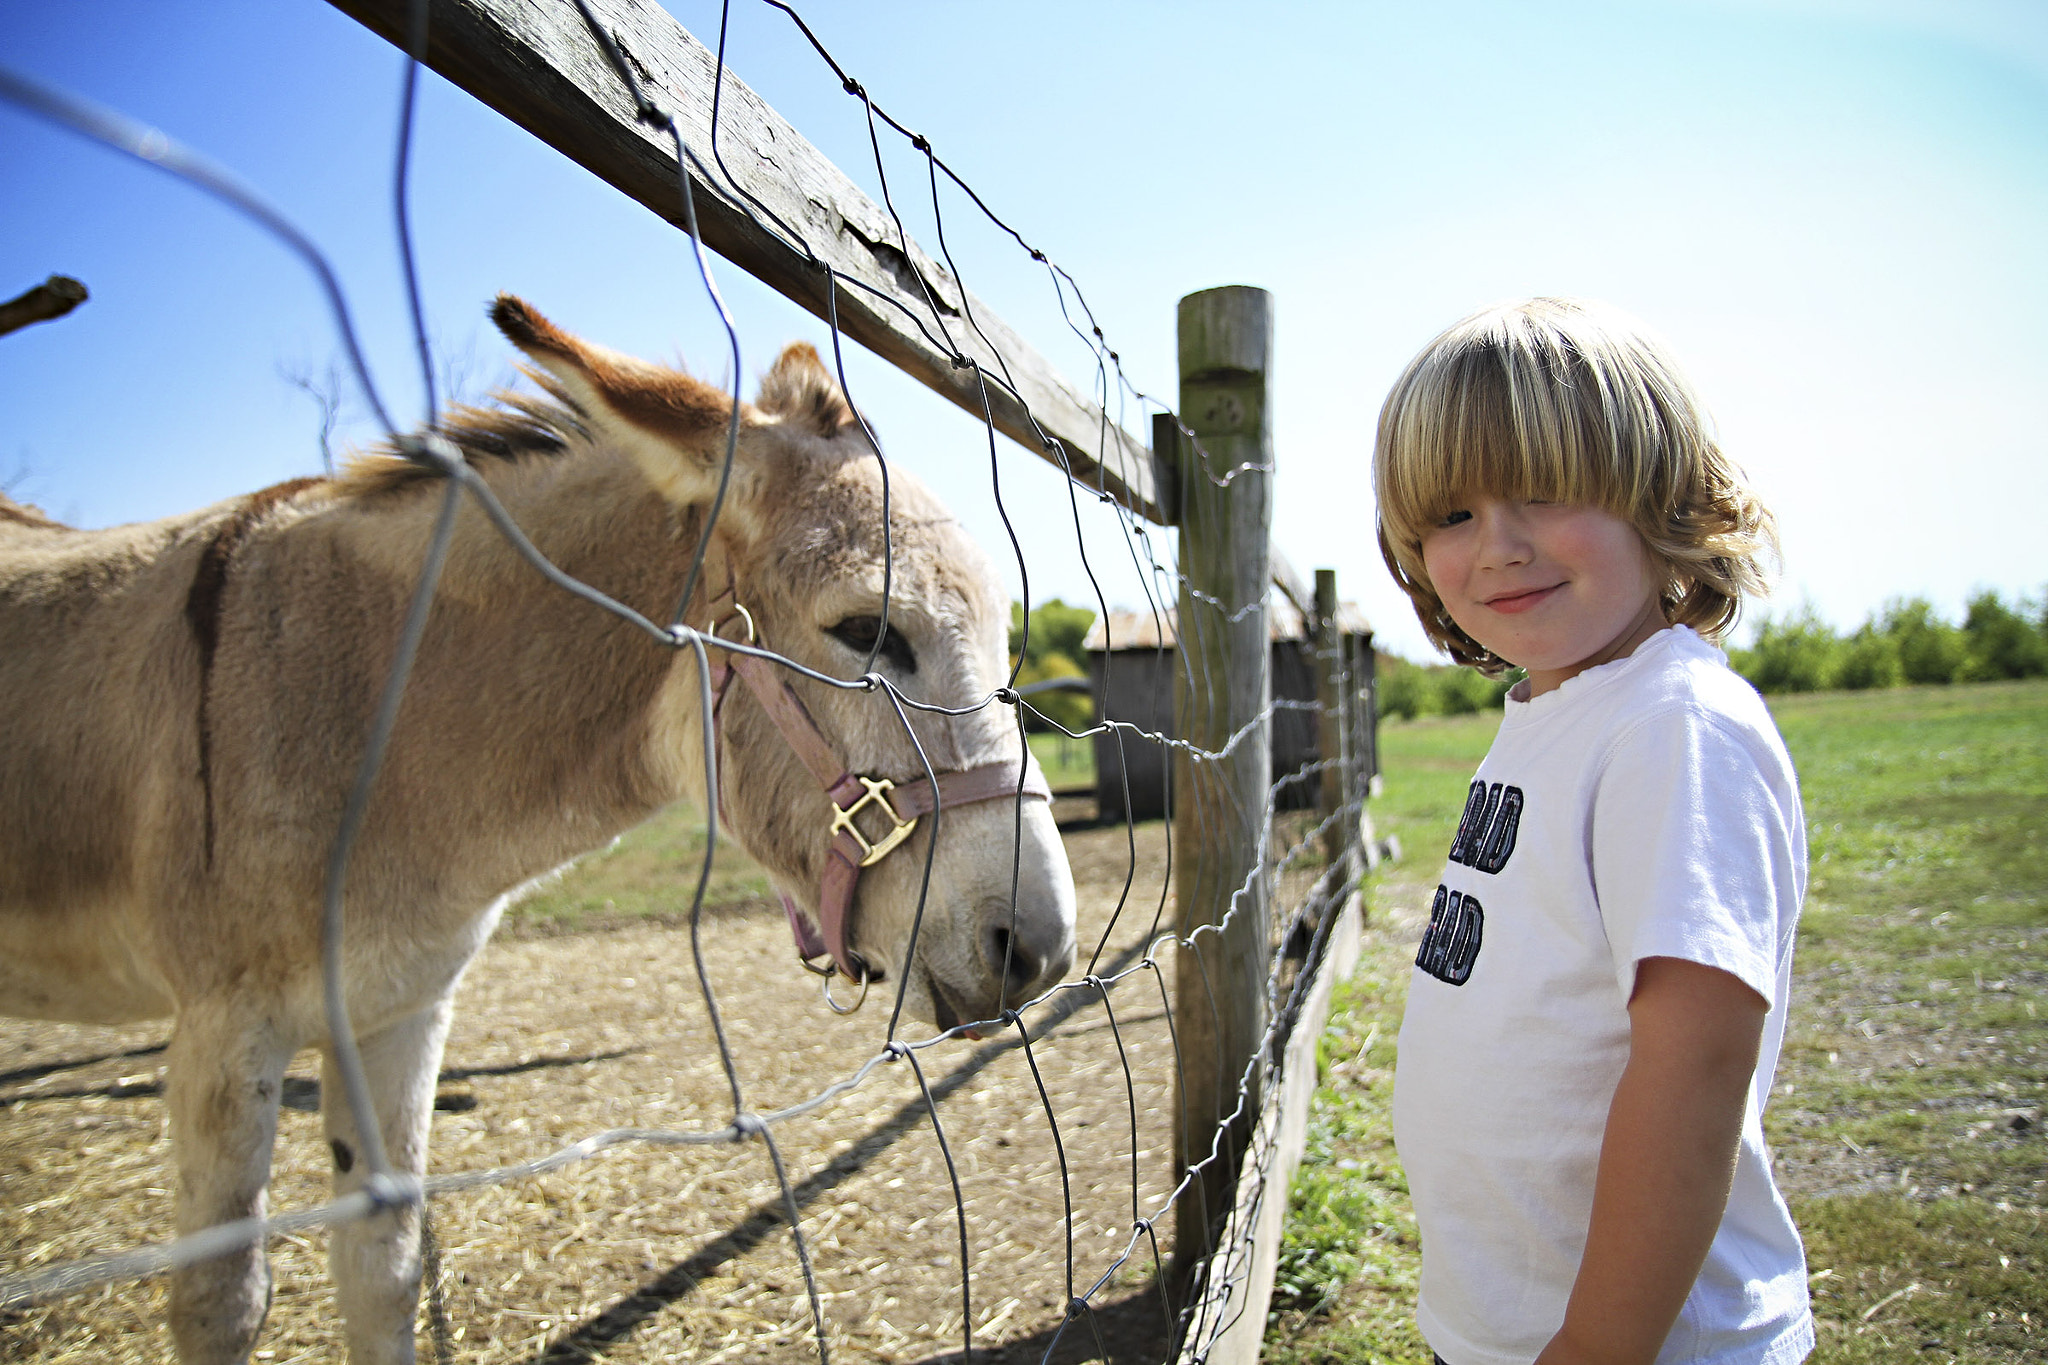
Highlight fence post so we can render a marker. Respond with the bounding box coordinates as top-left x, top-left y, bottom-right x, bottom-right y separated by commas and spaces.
1313, 568, 1357, 881
1350, 629, 1387, 869
1170, 286, 1274, 1301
